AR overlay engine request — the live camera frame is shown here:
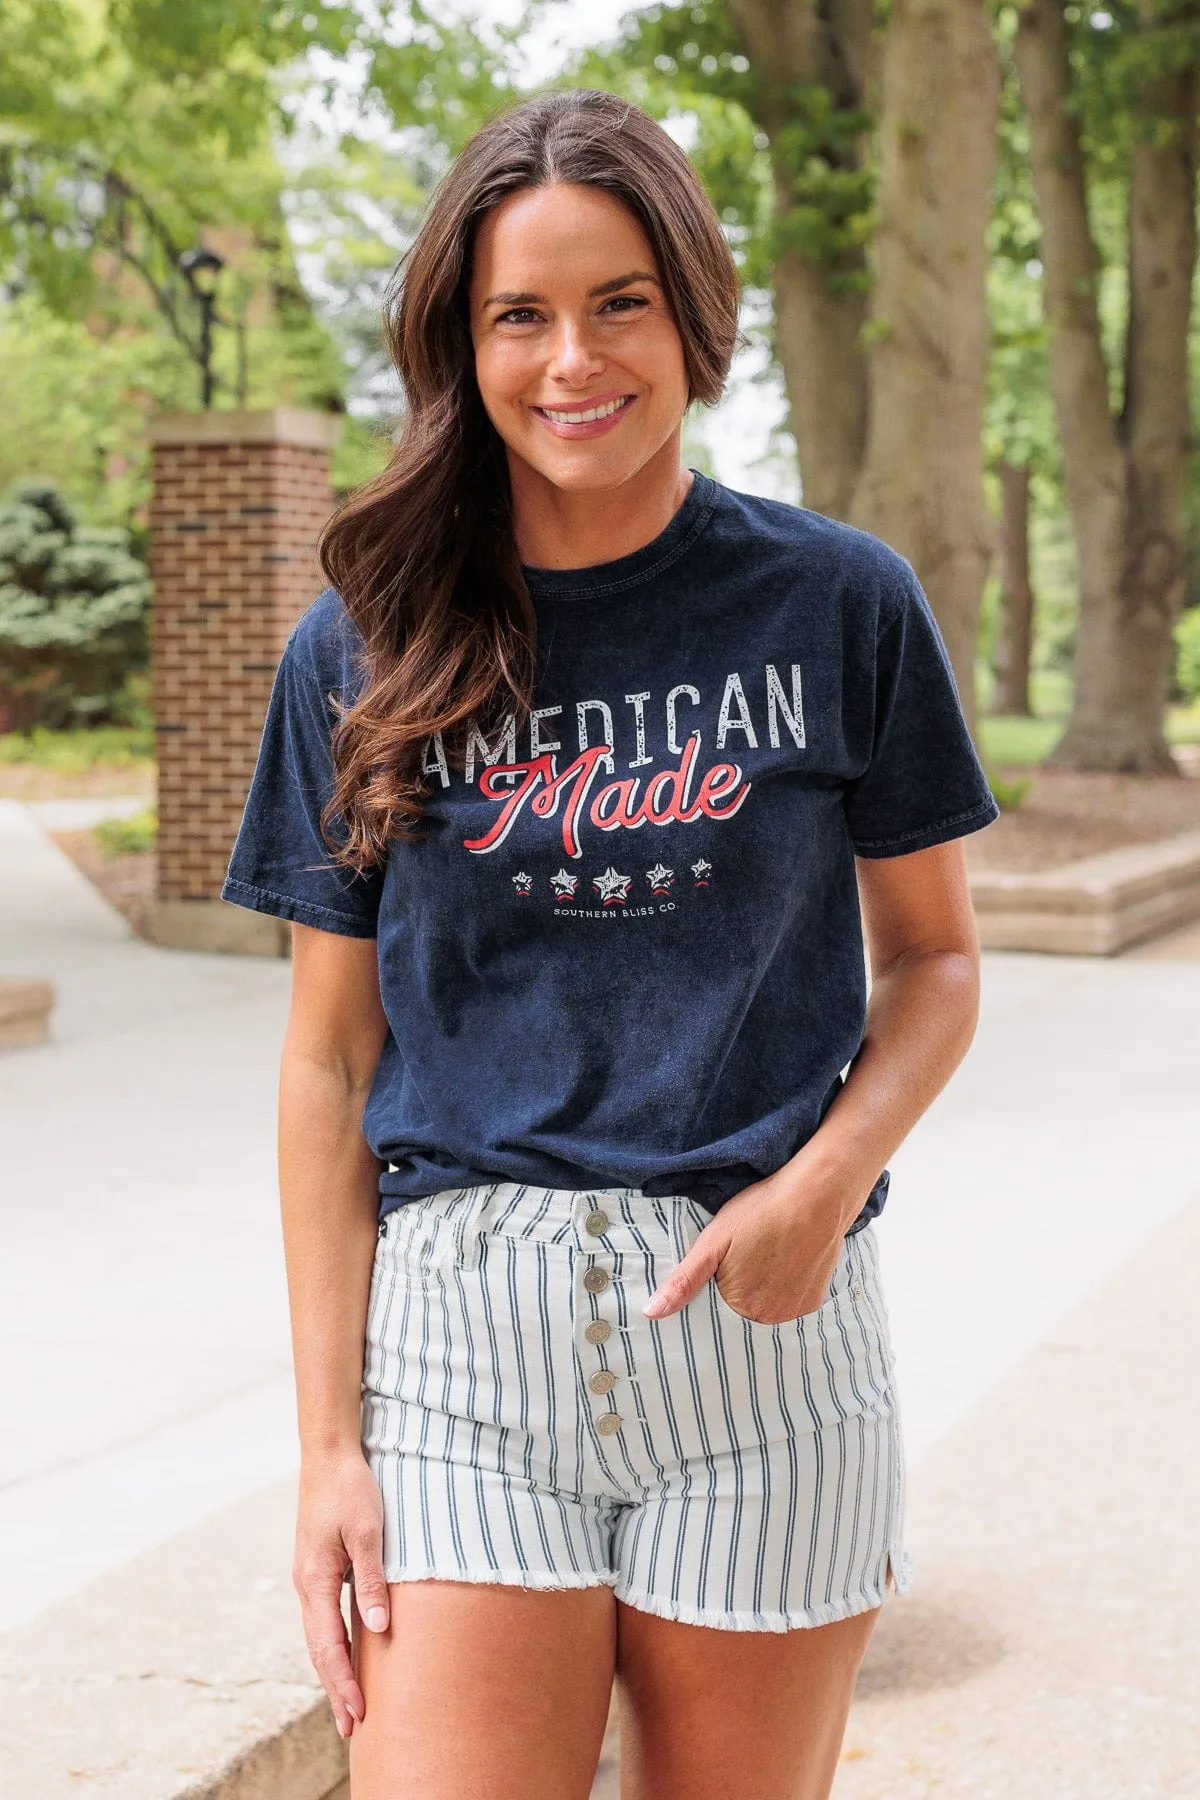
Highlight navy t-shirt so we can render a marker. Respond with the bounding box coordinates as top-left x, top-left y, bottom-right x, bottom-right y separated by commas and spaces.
221, 470, 999, 1235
